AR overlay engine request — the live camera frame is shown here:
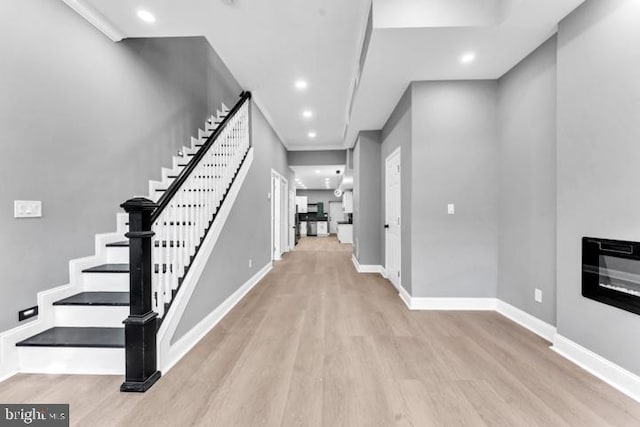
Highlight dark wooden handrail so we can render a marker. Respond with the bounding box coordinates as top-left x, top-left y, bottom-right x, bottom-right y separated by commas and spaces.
119, 91, 251, 393
151, 91, 251, 223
